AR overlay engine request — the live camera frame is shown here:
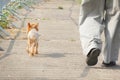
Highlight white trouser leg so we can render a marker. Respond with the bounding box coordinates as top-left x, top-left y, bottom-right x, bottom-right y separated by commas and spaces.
103, 0, 120, 63
79, 0, 105, 56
